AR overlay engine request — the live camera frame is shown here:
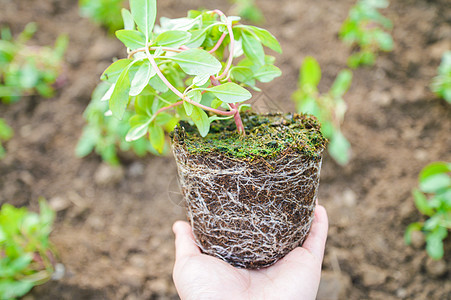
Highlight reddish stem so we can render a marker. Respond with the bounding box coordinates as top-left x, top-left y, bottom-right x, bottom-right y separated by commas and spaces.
209, 32, 227, 54
153, 100, 183, 118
